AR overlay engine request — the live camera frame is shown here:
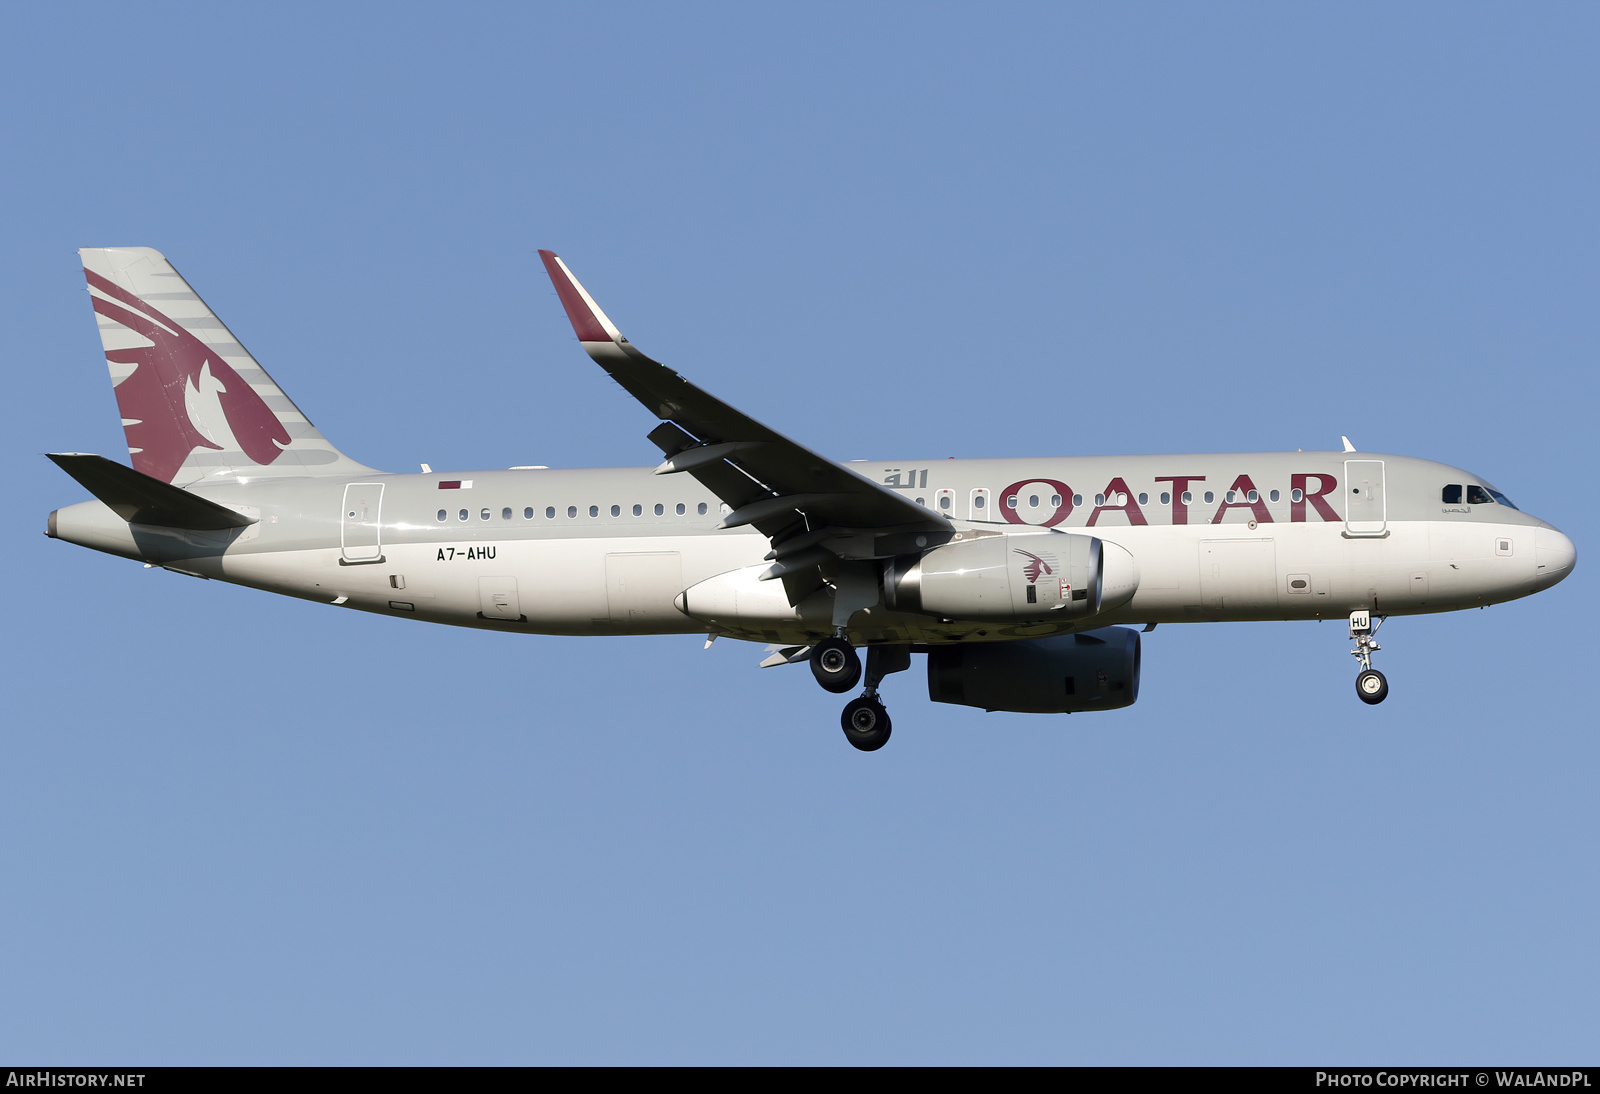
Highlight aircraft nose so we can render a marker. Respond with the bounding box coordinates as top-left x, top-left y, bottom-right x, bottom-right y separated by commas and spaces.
1534, 524, 1576, 589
